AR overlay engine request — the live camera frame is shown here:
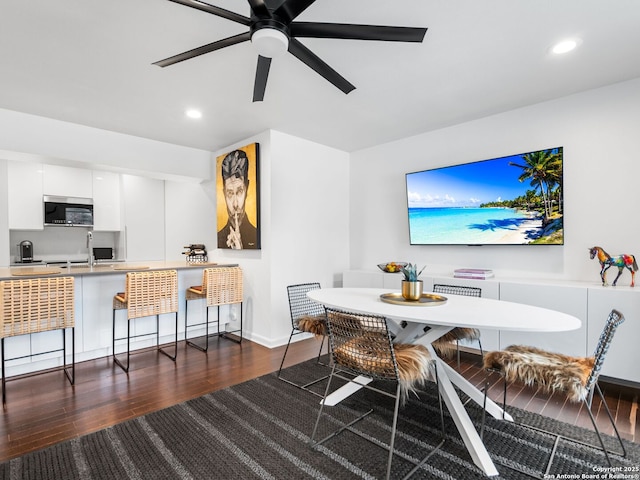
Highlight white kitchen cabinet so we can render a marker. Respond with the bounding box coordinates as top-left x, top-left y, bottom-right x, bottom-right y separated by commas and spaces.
92, 170, 121, 231
587, 286, 640, 383
7, 161, 44, 230
122, 174, 165, 261
43, 164, 92, 198
498, 281, 588, 357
